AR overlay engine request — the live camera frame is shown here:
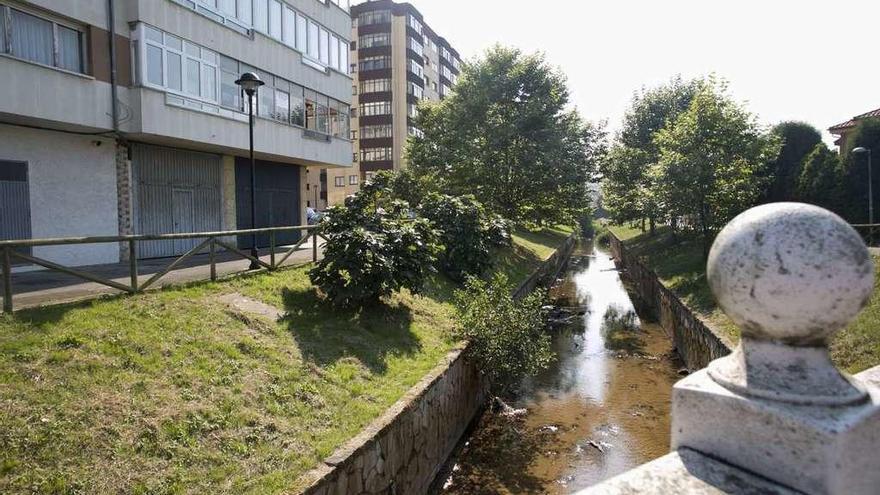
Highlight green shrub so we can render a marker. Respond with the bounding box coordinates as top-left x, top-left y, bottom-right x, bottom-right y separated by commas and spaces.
577, 211, 595, 239
418, 194, 511, 281
454, 274, 553, 396
309, 177, 441, 307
